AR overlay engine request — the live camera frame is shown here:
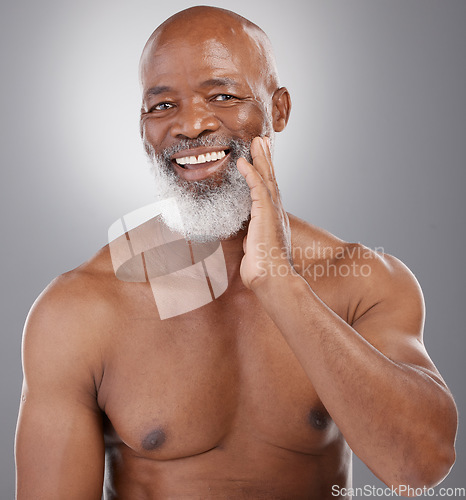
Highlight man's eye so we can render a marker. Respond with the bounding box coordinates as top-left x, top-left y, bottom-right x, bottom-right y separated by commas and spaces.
151, 102, 174, 111
213, 94, 236, 102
